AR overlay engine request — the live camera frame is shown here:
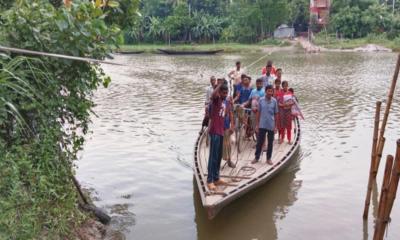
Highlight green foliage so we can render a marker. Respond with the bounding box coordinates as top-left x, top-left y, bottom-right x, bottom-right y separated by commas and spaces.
0, 0, 136, 238
141, 0, 173, 18
331, 3, 400, 39
104, 0, 141, 29
288, 0, 309, 32
331, 6, 363, 38
164, 3, 192, 41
